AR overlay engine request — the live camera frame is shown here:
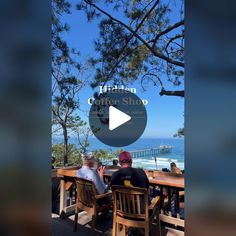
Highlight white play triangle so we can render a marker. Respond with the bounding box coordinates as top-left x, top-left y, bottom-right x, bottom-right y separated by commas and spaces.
109, 106, 131, 131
